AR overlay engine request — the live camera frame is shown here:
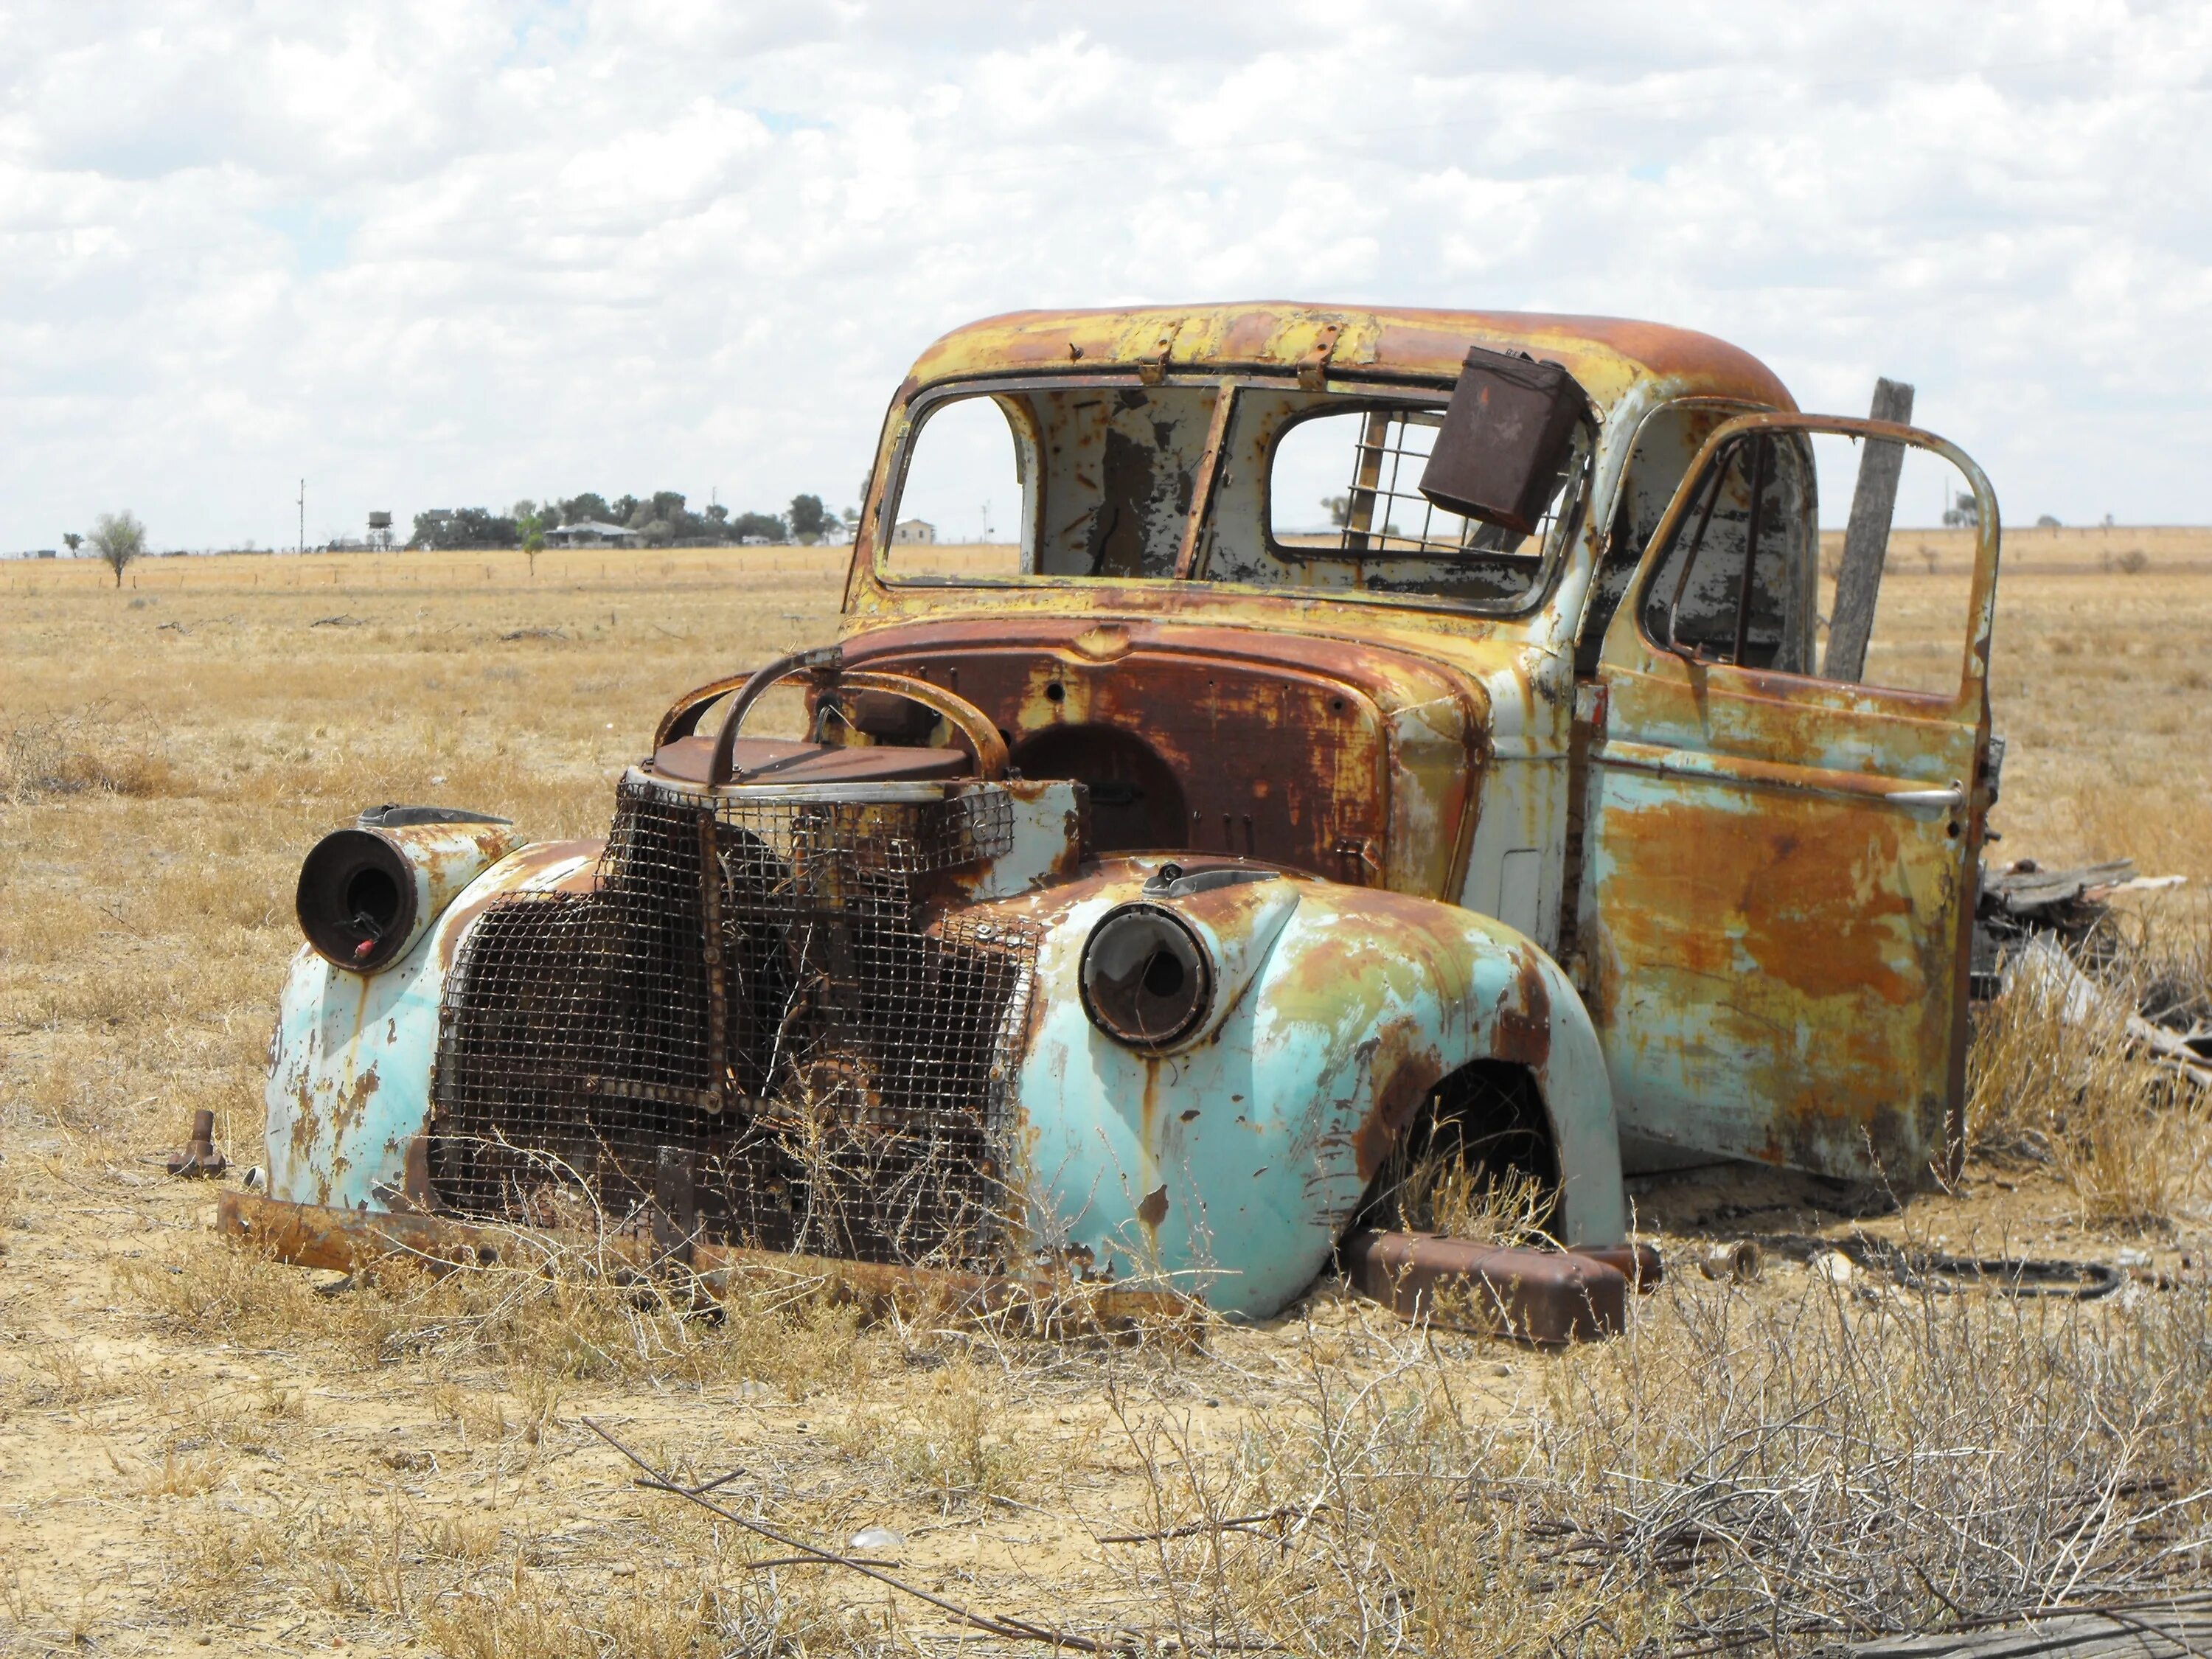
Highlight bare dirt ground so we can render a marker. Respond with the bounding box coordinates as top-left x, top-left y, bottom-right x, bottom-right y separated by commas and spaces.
2, 545, 2209, 1656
